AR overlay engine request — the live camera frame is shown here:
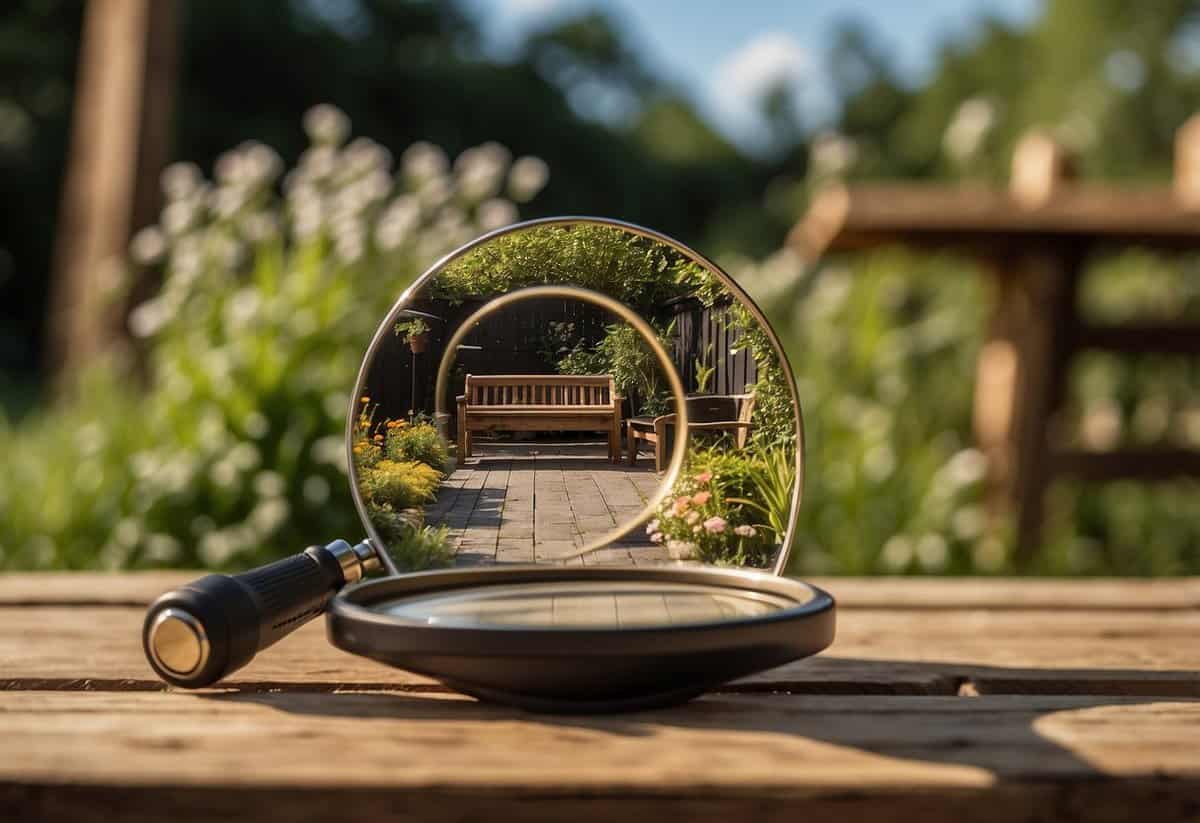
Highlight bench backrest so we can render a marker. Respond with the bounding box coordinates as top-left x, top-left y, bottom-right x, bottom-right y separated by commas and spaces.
685, 393, 756, 424
463, 374, 618, 408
